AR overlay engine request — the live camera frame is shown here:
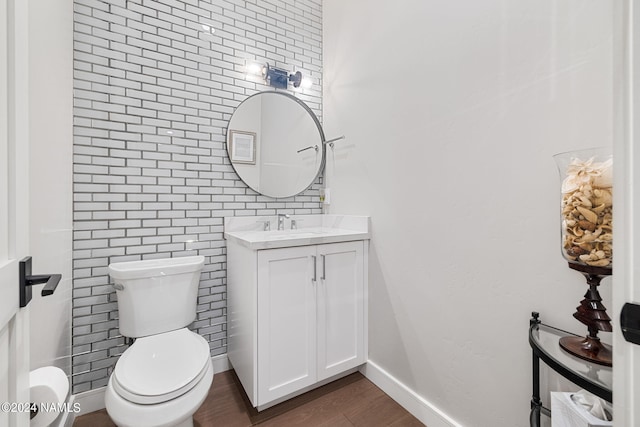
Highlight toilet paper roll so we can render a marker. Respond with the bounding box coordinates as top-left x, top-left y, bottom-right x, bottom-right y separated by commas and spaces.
29, 366, 69, 427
